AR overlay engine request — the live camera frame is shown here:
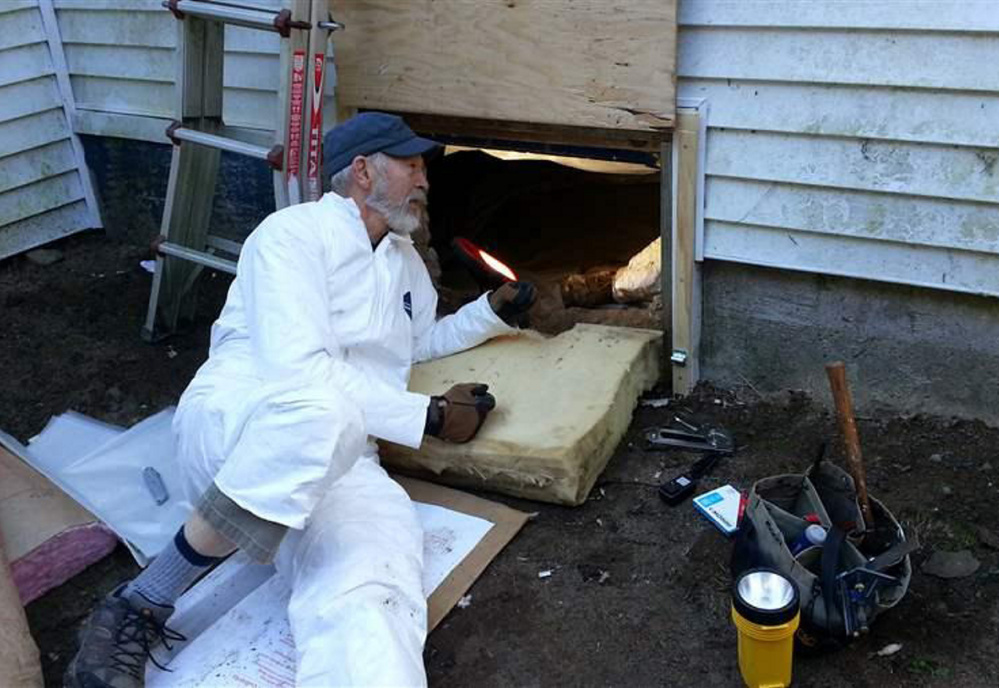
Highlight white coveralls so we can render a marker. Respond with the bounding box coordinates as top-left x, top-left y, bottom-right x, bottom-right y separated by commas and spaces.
172, 192, 513, 686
